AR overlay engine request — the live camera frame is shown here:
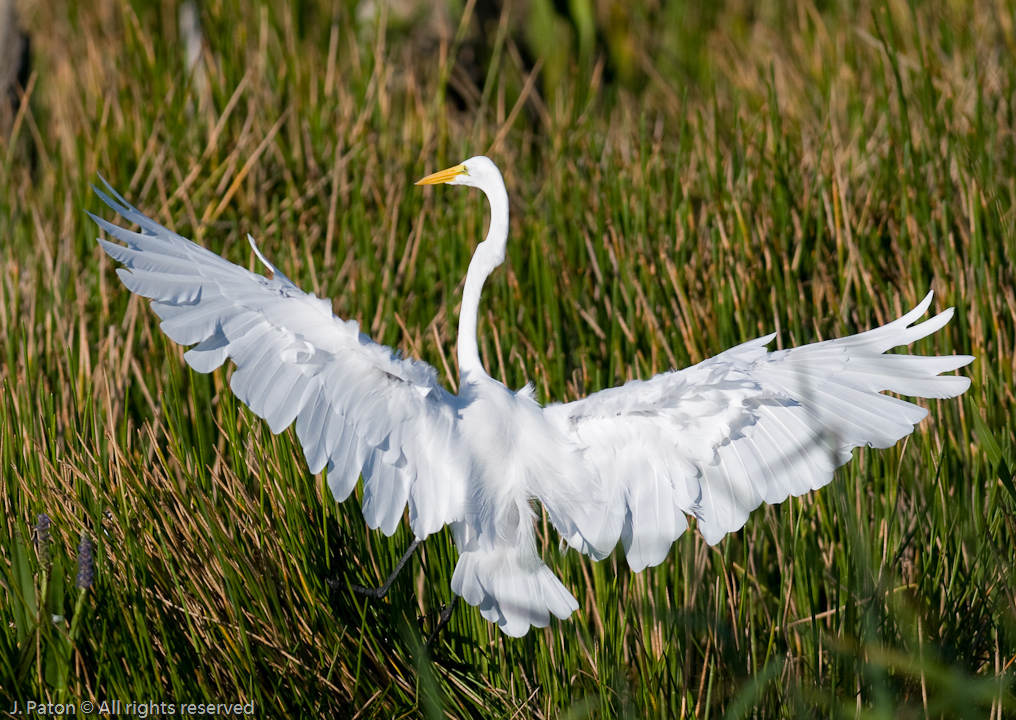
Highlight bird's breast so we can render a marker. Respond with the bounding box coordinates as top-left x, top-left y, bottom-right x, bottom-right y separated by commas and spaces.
456, 380, 556, 533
